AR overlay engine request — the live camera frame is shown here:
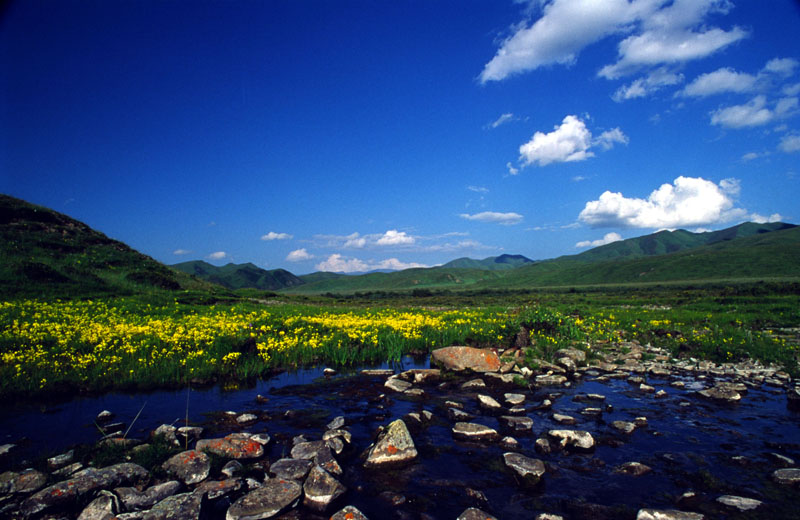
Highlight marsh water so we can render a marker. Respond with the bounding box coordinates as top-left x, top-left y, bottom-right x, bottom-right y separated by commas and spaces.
1, 357, 799, 519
